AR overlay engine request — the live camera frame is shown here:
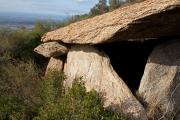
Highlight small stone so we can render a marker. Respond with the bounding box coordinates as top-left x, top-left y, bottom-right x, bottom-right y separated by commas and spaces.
34, 42, 68, 57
